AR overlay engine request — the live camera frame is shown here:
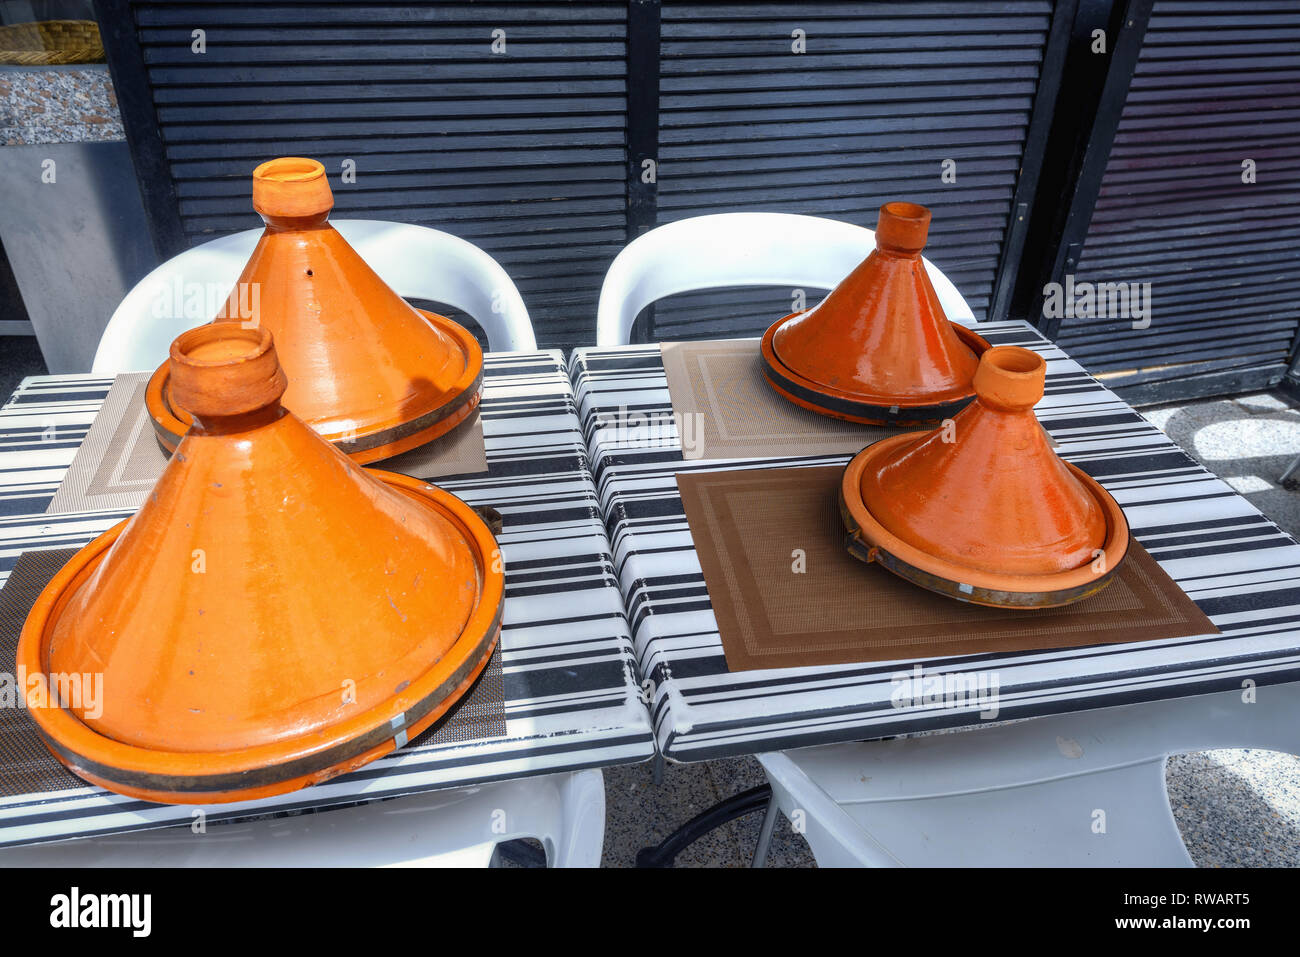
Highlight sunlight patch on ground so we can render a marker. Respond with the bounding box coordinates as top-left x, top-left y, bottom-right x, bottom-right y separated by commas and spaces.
1193, 418, 1300, 463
